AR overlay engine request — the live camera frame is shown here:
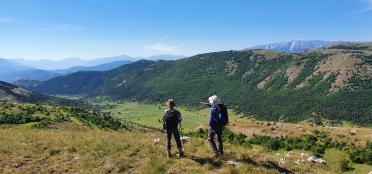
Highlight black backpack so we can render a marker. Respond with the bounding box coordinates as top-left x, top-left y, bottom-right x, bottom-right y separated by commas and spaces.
217, 104, 229, 126
163, 109, 180, 129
